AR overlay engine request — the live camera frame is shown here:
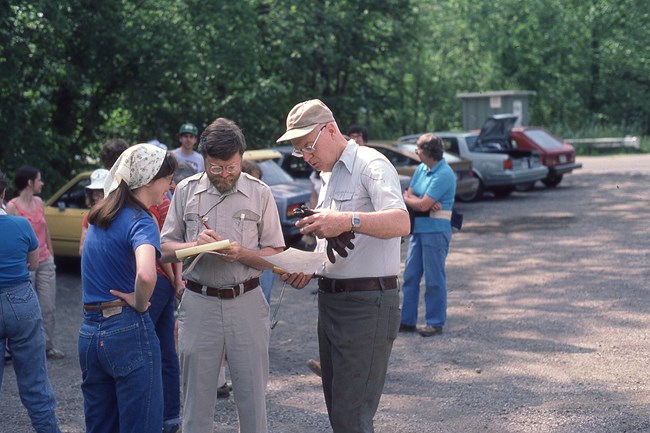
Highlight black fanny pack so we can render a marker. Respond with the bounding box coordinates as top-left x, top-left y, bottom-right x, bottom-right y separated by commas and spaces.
408, 209, 429, 234
408, 208, 463, 233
